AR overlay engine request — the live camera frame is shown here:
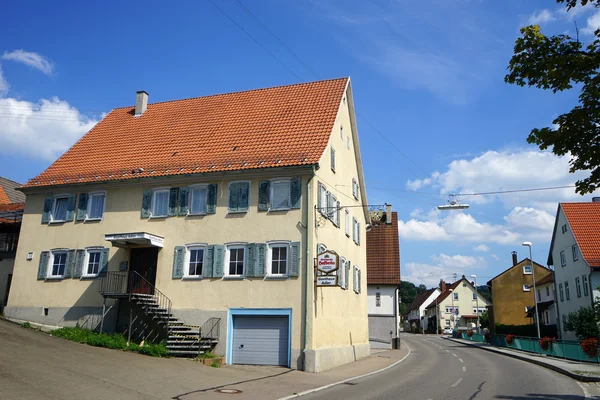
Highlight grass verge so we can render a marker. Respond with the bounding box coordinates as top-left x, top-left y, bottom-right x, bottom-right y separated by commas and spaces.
51, 326, 168, 357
